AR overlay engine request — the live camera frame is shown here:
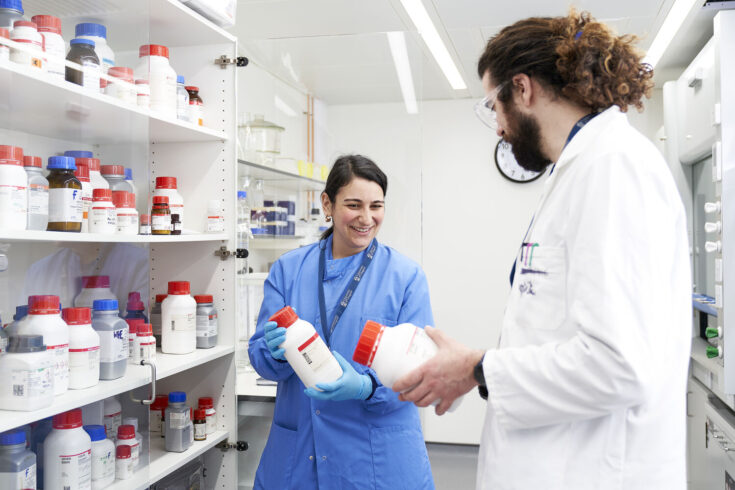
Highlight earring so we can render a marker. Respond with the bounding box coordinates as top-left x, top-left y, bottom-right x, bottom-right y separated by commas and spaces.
326, 215, 332, 222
